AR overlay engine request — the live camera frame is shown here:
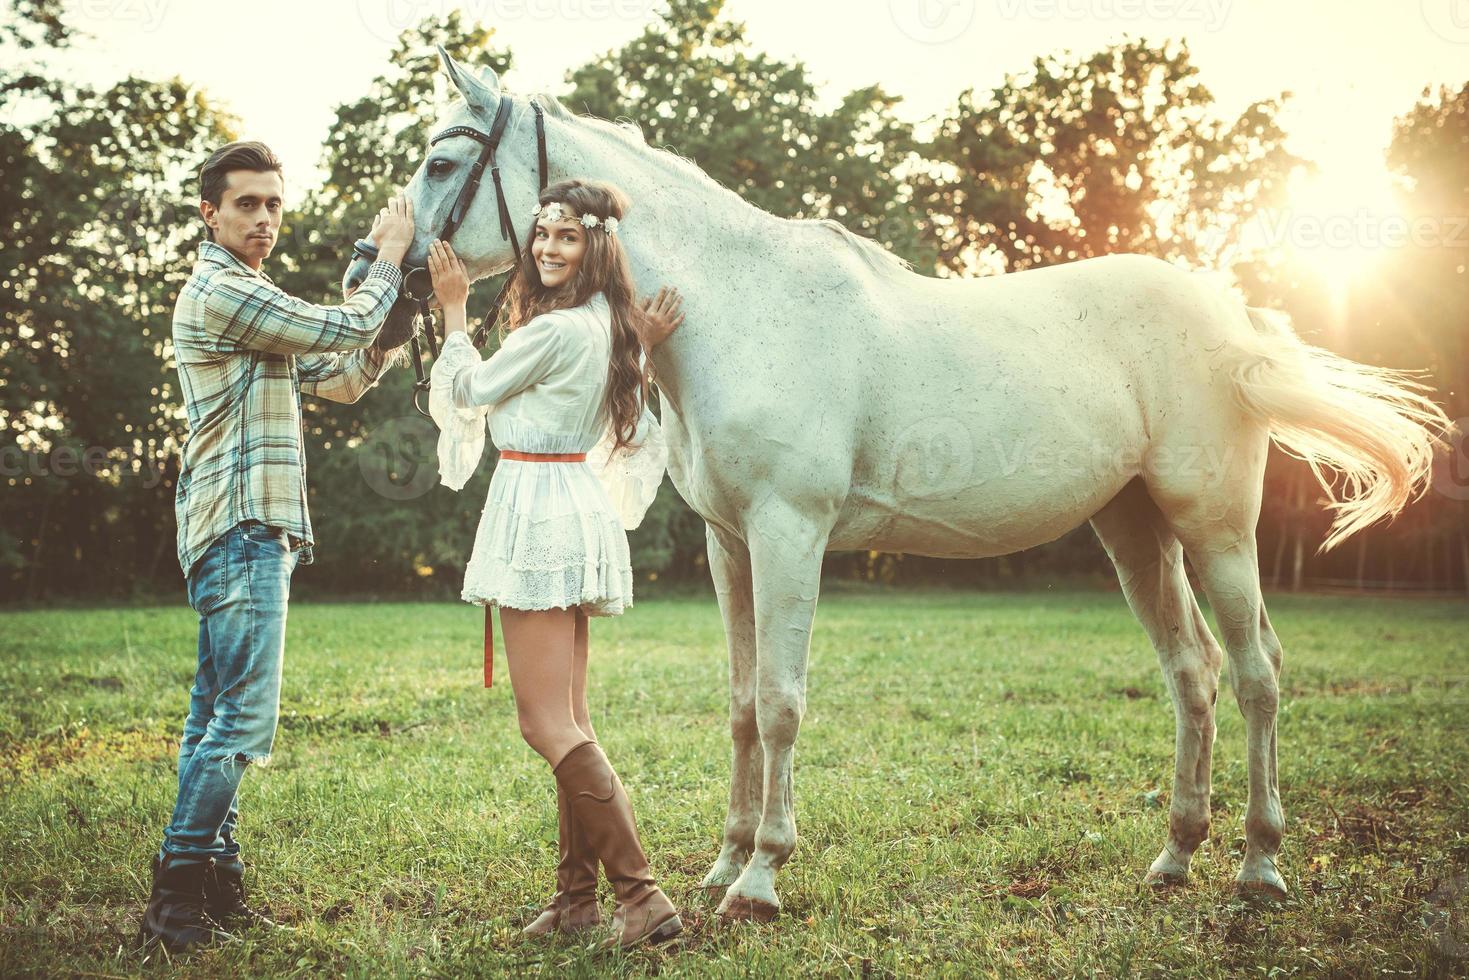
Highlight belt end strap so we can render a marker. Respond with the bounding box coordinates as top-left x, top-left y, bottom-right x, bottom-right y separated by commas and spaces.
484, 604, 494, 688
